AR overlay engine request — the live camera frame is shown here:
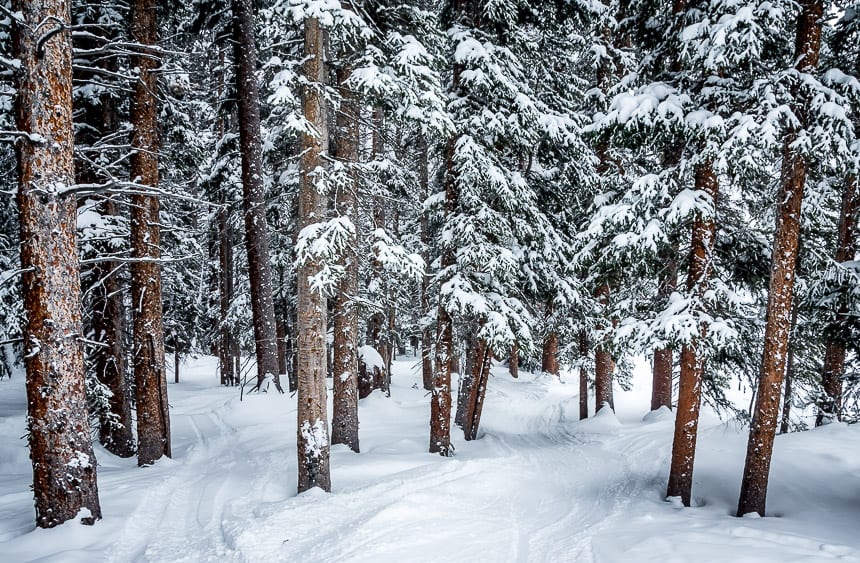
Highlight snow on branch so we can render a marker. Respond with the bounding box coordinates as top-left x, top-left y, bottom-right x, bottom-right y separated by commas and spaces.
295, 216, 355, 297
